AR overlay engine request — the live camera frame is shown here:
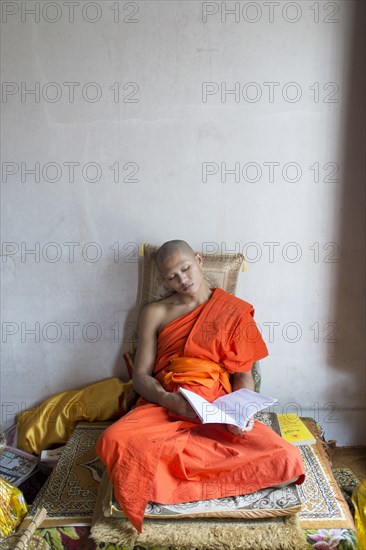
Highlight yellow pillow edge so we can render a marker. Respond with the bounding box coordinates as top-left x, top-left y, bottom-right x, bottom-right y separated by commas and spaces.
17, 378, 134, 454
